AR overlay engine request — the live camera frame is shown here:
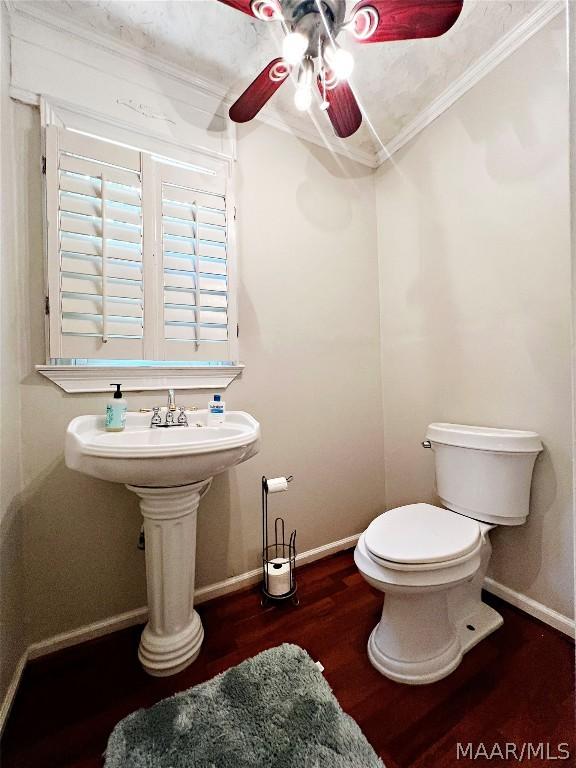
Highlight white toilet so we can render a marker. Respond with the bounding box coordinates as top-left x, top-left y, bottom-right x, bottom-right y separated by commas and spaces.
355, 423, 542, 685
